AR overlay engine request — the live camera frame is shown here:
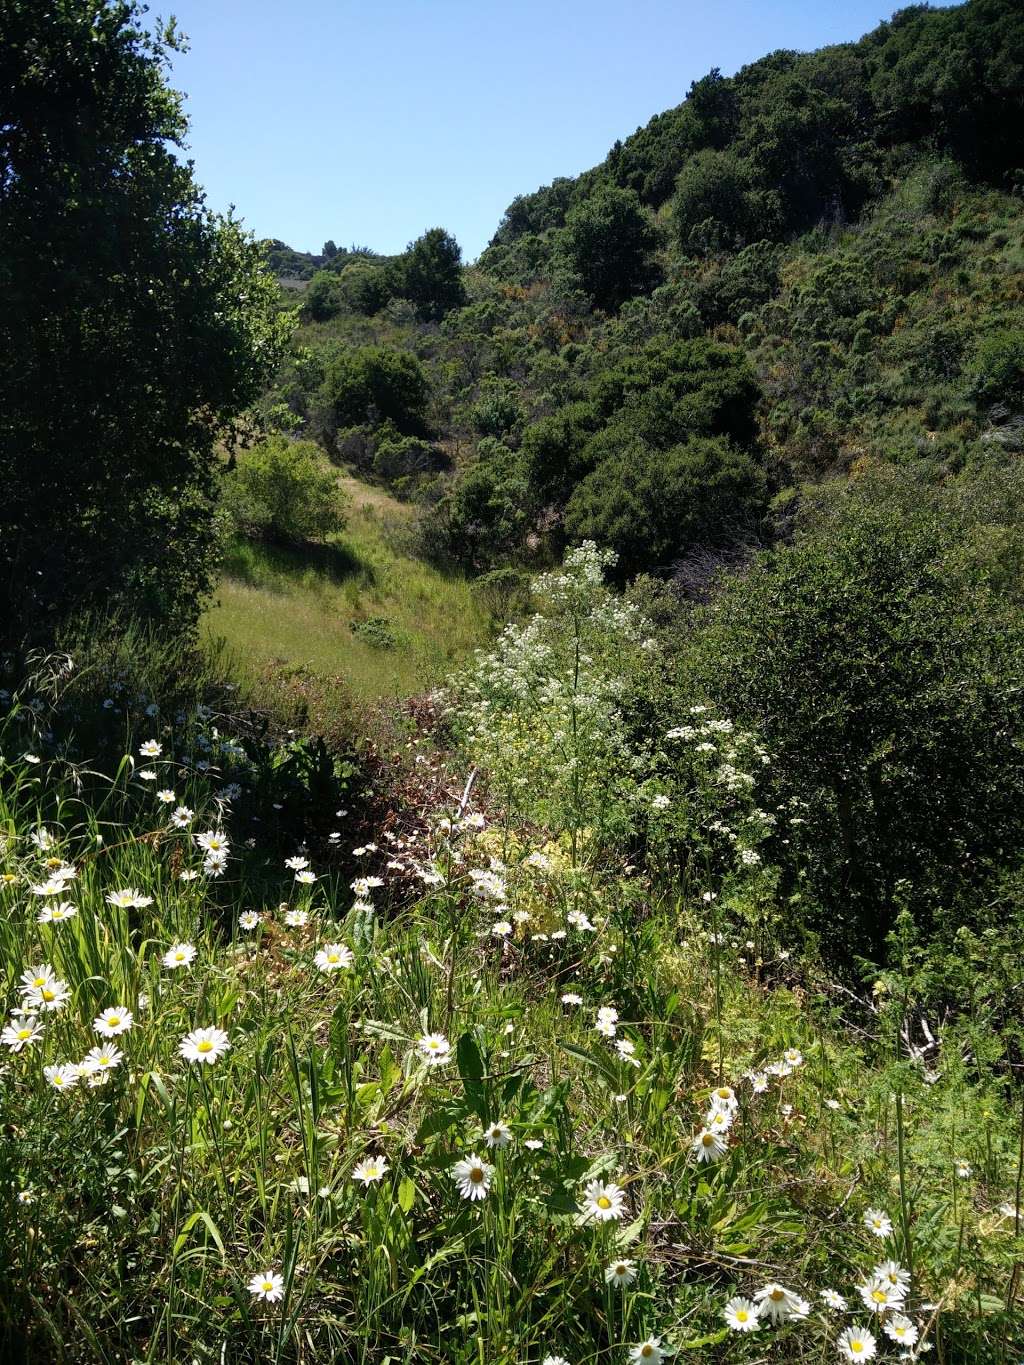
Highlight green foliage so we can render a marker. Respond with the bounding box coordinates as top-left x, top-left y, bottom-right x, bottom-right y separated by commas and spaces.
560, 184, 661, 311
671, 149, 757, 251
303, 269, 342, 321
681, 472, 1024, 957
0, 0, 290, 645
222, 437, 348, 546
315, 345, 431, 448
970, 329, 1024, 408
400, 227, 467, 322
565, 436, 767, 579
